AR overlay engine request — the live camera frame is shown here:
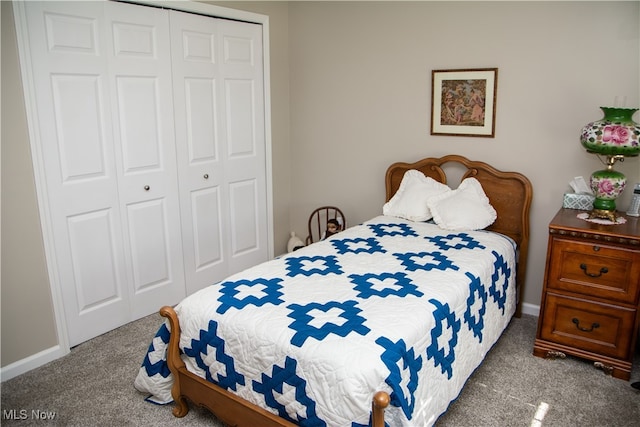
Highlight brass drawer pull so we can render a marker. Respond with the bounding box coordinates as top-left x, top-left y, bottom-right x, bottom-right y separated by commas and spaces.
579, 263, 608, 278
572, 317, 600, 332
